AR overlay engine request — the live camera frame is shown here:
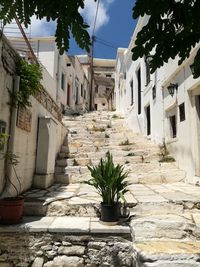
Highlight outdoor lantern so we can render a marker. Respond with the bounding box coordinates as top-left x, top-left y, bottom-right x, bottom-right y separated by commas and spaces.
146, 55, 153, 65
167, 83, 178, 97
190, 64, 195, 75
